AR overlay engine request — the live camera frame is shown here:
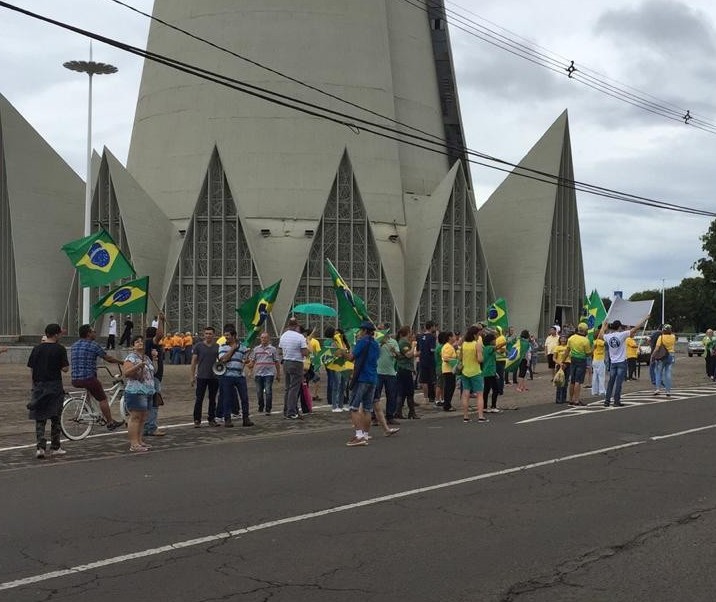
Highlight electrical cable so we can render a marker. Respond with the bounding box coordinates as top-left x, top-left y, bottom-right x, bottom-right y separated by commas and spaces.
0, 0, 713, 217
